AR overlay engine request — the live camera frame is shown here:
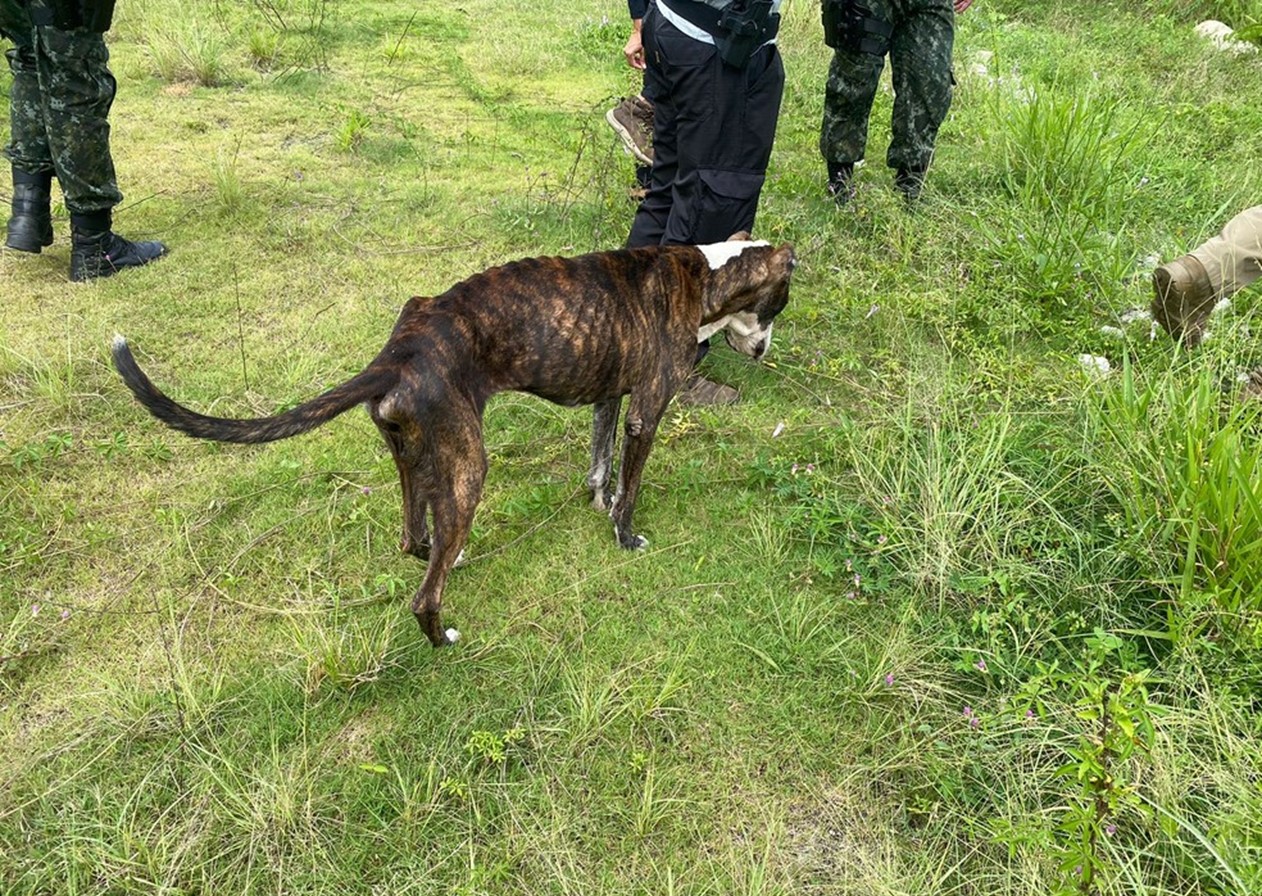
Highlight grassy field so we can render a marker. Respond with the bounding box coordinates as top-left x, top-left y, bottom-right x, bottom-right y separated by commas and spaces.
3, 0, 1262, 893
